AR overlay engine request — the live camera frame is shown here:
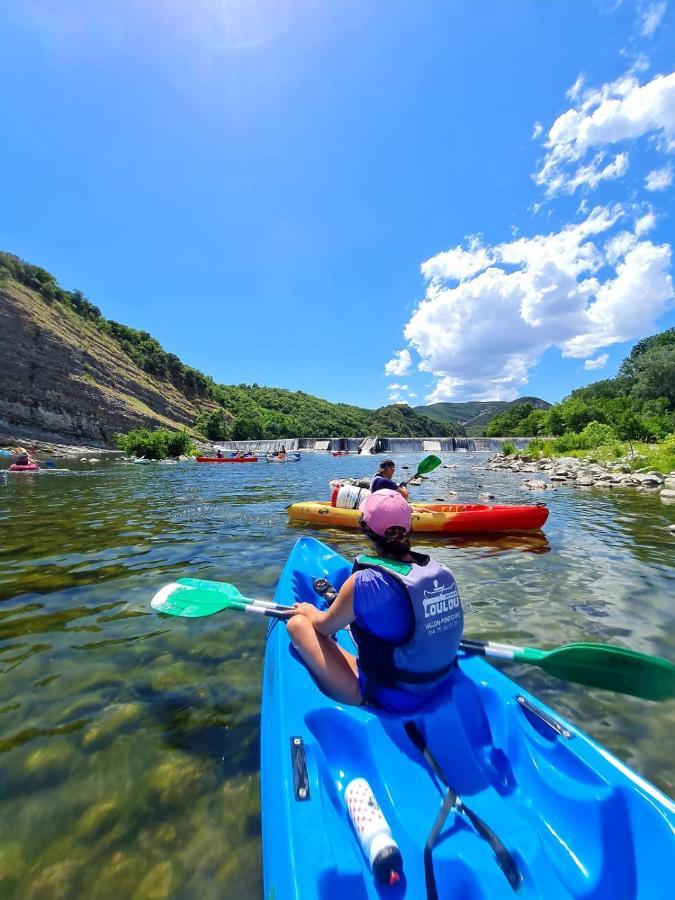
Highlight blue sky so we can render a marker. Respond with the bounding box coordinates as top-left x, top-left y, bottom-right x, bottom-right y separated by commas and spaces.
1, 0, 673, 408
